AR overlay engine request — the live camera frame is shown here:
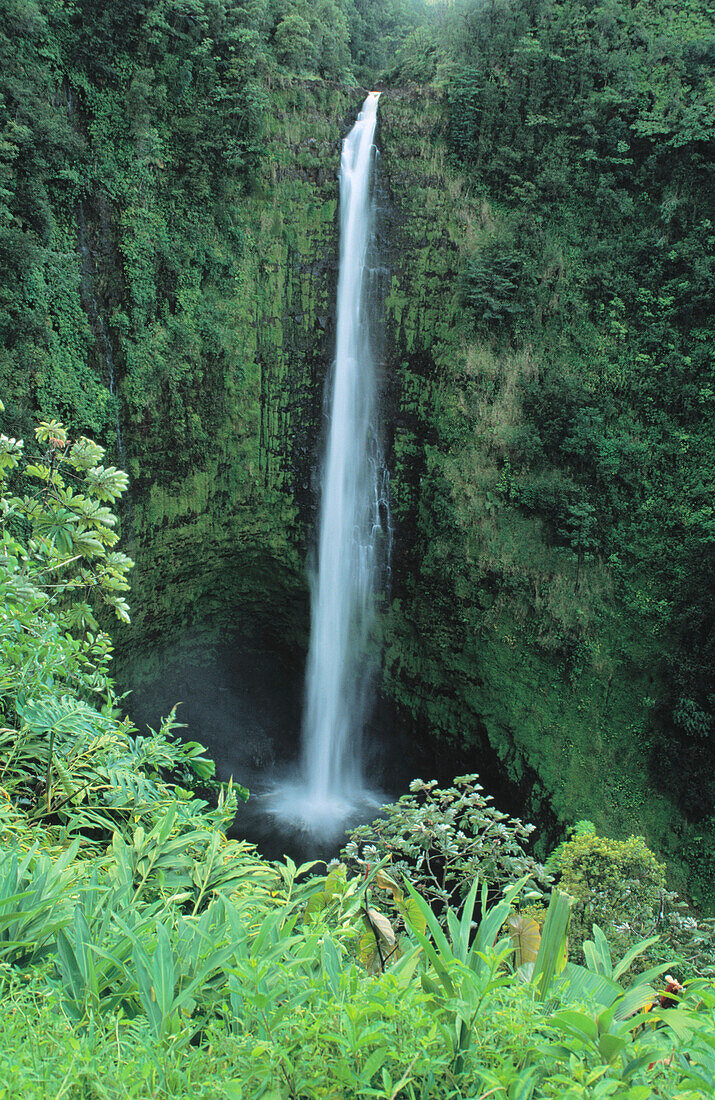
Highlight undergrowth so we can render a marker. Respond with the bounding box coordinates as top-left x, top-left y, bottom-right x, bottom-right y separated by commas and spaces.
1, 411, 714, 1098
